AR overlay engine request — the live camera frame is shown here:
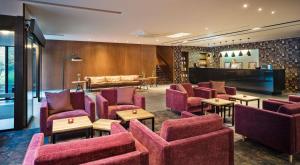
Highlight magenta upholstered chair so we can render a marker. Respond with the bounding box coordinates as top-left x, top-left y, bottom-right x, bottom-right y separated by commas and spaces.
235, 104, 300, 163
263, 95, 300, 111
23, 123, 149, 165
130, 112, 234, 165
40, 91, 95, 136
166, 83, 212, 113
197, 82, 236, 100
96, 88, 145, 119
